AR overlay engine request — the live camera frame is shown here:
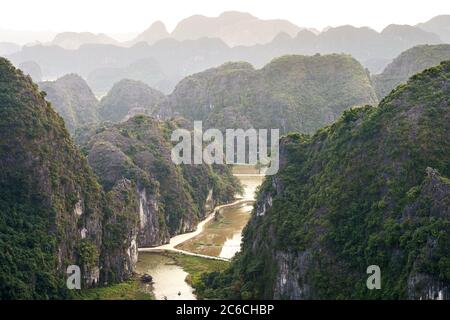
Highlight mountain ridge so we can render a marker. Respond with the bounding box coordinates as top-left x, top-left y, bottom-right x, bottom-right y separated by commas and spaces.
195, 60, 450, 300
